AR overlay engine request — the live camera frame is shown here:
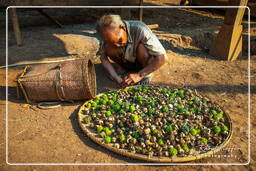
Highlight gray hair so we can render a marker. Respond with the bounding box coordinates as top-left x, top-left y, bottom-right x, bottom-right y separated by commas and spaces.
96, 14, 124, 33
